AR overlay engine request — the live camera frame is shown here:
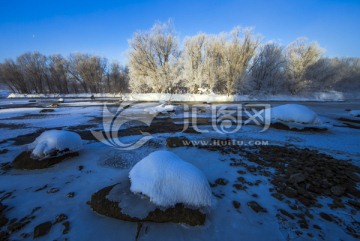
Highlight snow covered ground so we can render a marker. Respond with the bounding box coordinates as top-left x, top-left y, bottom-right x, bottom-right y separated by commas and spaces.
0, 99, 359, 241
